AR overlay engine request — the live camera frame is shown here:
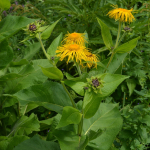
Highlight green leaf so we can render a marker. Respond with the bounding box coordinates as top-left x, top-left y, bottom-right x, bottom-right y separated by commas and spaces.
64, 80, 86, 96
0, 15, 35, 42
47, 32, 63, 56
41, 19, 60, 40
83, 74, 128, 118
56, 106, 82, 128
6, 59, 52, 94
14, 135, 60, 150
0, 40, 13, 69
83, 92, 103, 119
10, 59, 29, 66
41, 67, 63, 80
53, 130, 88, 150
126, 79, 136, 96
0, 0, 11, 10
0, 73, 22, 82
23, 42, 41, 60
114, 37, 139, 53
97, 17, 113, 49
14, 81, 72, 114
8, 114, 40, 136
142, 115, 150, 126
0, 136, 29, 150
89, 53, 128, 74
101, 74, 129, 97
83, 103, 123, 150
39, 118, 53, 131
6, 136, 29, 150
